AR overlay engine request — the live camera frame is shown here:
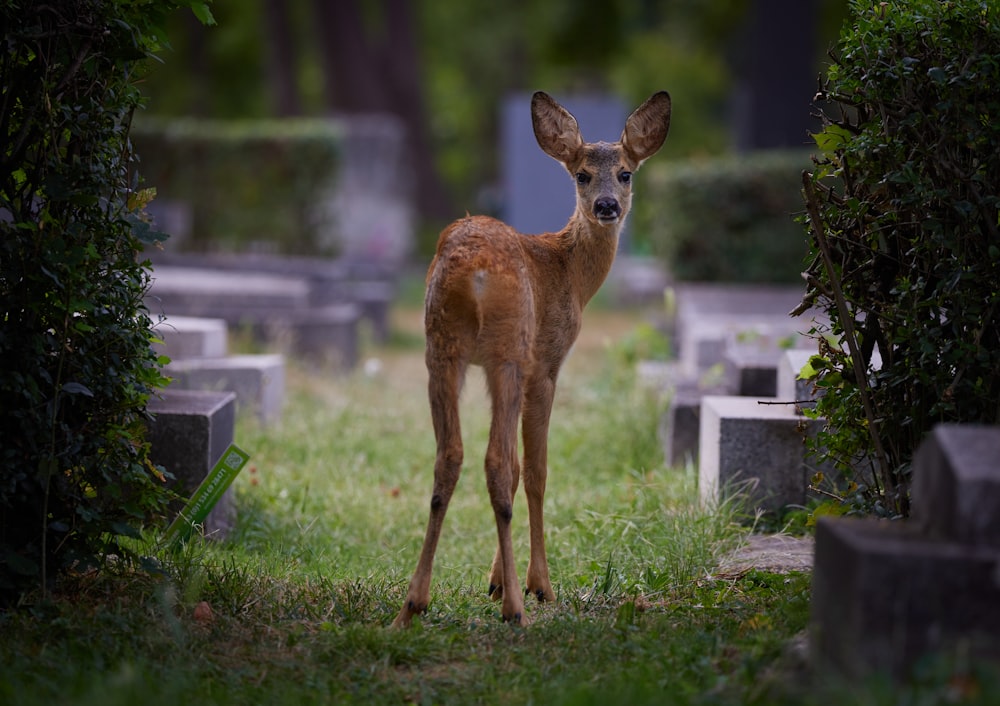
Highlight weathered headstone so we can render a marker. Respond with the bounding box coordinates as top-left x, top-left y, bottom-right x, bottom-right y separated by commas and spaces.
698, 395, 819, 512
167, 354, 285, 426
811, 424, 1000, 678
146, 389, 237, 539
